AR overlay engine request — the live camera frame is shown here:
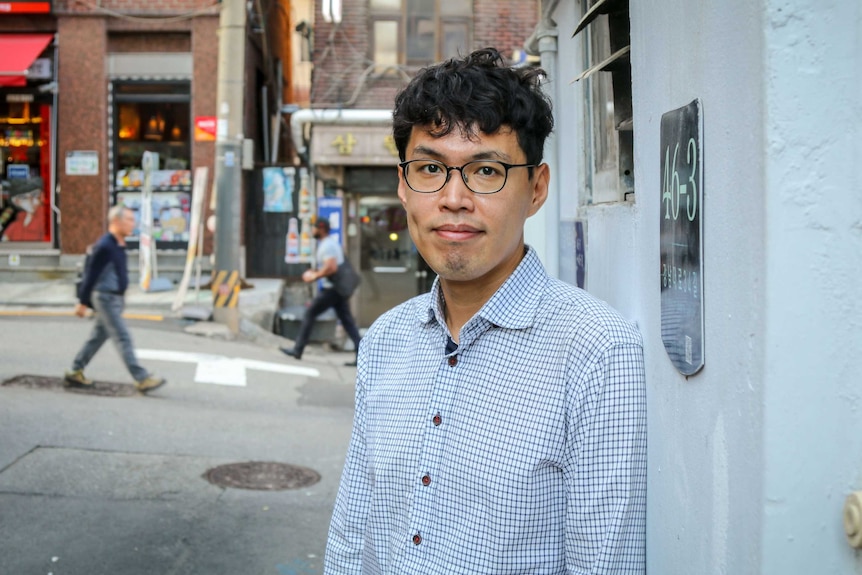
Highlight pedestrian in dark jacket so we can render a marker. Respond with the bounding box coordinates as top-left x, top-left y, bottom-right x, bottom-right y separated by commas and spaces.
65, 205, 166, 393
